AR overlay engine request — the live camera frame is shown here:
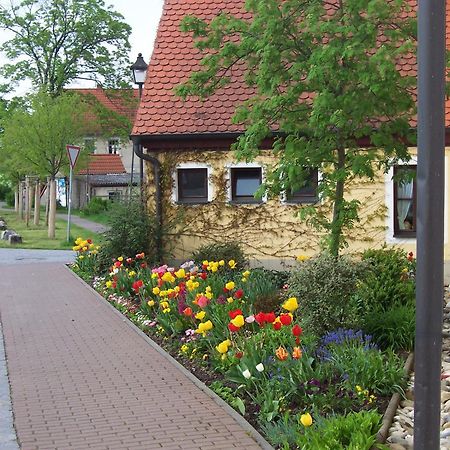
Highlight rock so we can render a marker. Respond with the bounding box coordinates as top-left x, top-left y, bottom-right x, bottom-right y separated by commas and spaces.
8, 234, 22, 245
441, 429, 450, 438
0, 220, 6, 230
388, 444, 407, 450
442, 392, 450, 403
400, 399, 414, 408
